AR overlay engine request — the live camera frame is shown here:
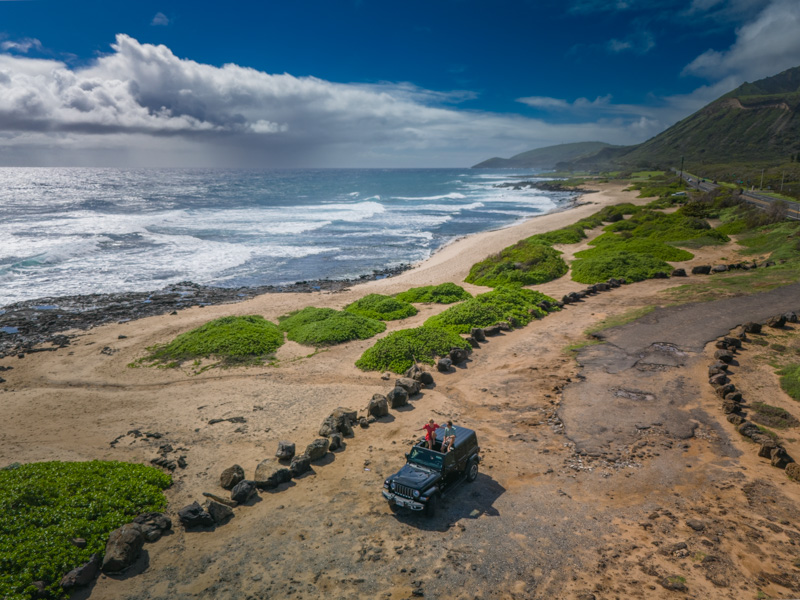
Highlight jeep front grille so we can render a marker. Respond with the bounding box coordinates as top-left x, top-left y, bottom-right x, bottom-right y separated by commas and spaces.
394, 484, 415, 499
